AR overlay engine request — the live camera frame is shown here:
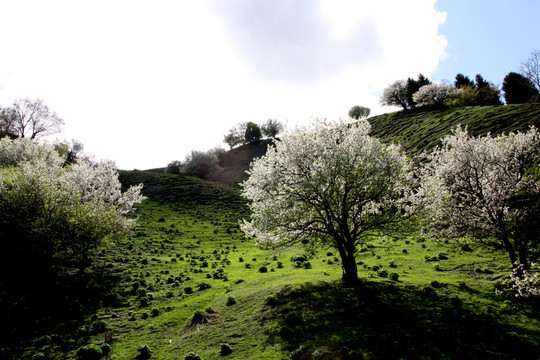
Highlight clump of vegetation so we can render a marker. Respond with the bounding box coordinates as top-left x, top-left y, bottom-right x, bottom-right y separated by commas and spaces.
136, 345, 152, 360
184, 352, 201, 360
220, 343, 233, 356
226, 296, 237, 306
76, 344, 102, 360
